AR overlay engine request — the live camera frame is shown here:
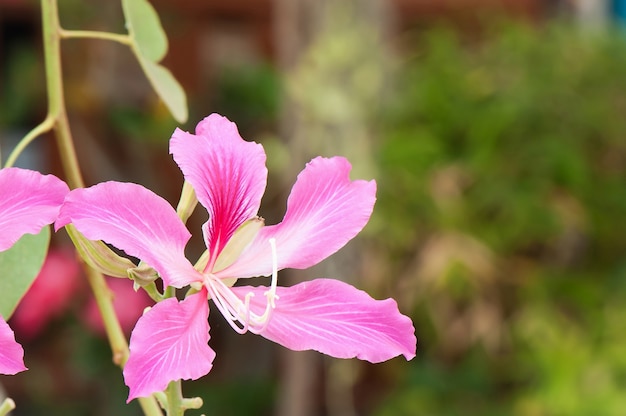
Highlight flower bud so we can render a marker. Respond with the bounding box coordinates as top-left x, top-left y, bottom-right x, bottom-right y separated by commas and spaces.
127, 263, 159, 287
176, 180, 198, 223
